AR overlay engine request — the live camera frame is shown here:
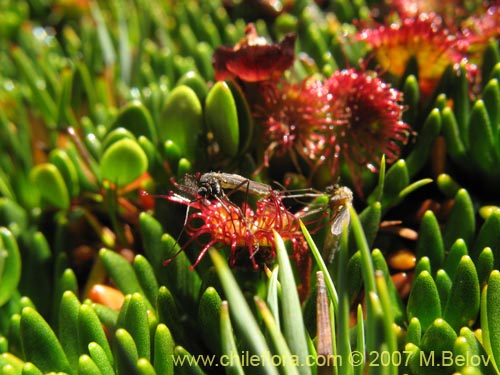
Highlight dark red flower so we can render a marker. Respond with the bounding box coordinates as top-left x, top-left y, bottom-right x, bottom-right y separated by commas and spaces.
164, 188, 308, 271
324, 69, 410, 193
255, 78, 343, 172
357, 13, 472, 96
461, 5, 500, 63
212, 23, 296, 82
